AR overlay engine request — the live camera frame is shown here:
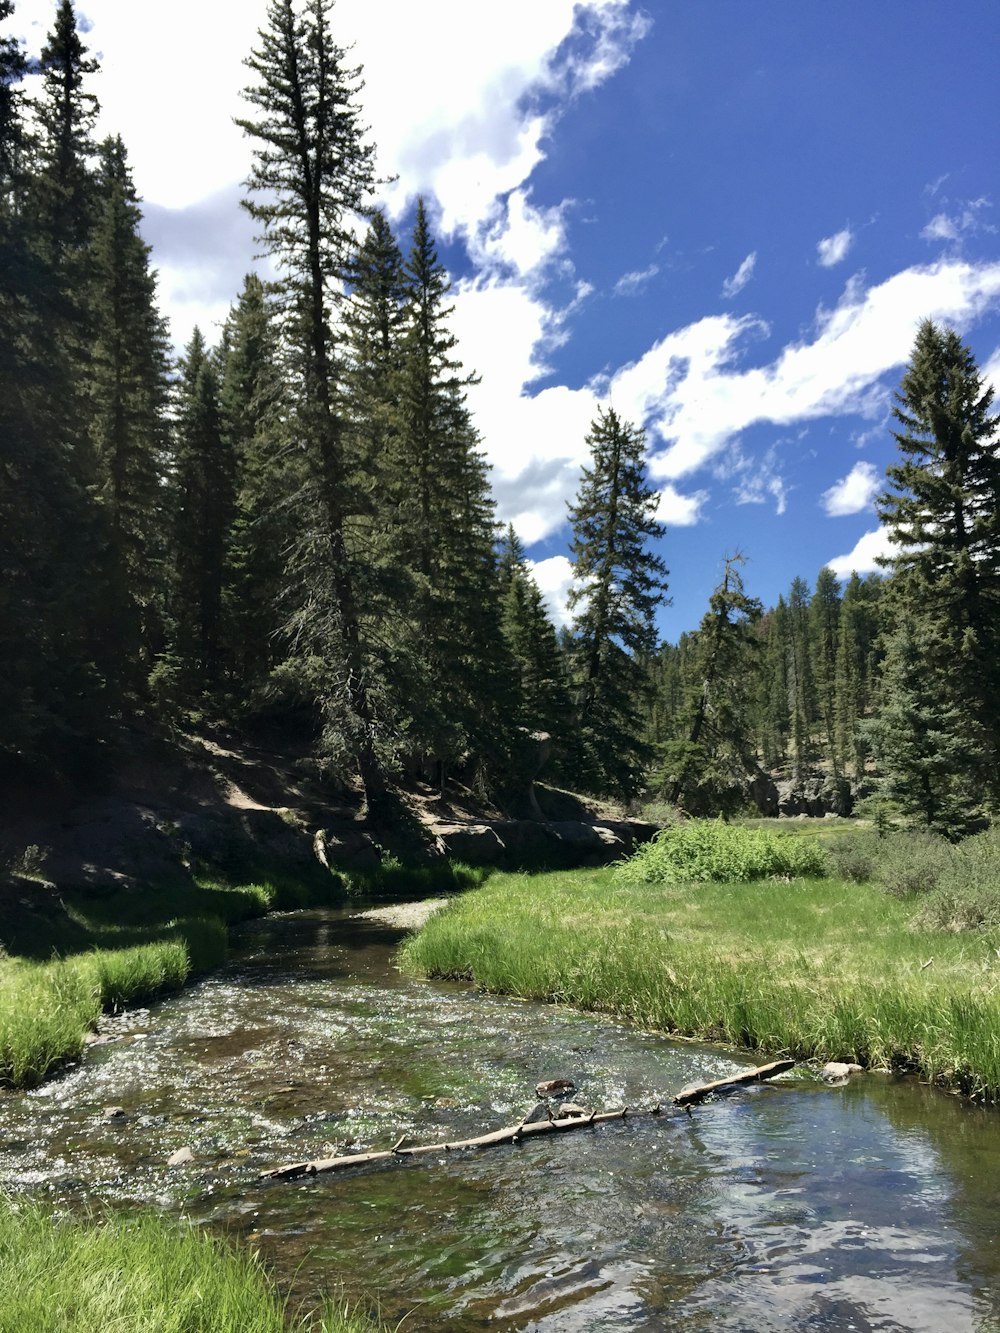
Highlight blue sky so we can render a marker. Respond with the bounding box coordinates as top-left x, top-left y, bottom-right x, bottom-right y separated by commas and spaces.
10, 0, 1000, 637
